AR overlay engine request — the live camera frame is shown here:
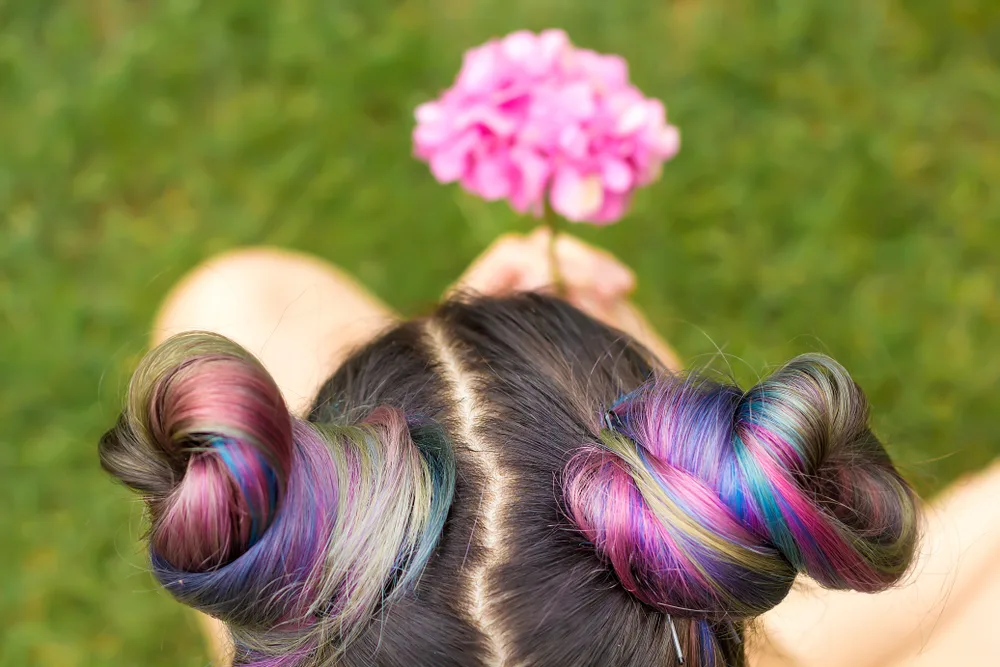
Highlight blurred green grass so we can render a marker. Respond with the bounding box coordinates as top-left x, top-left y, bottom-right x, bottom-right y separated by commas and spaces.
1, 0, 998, 664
